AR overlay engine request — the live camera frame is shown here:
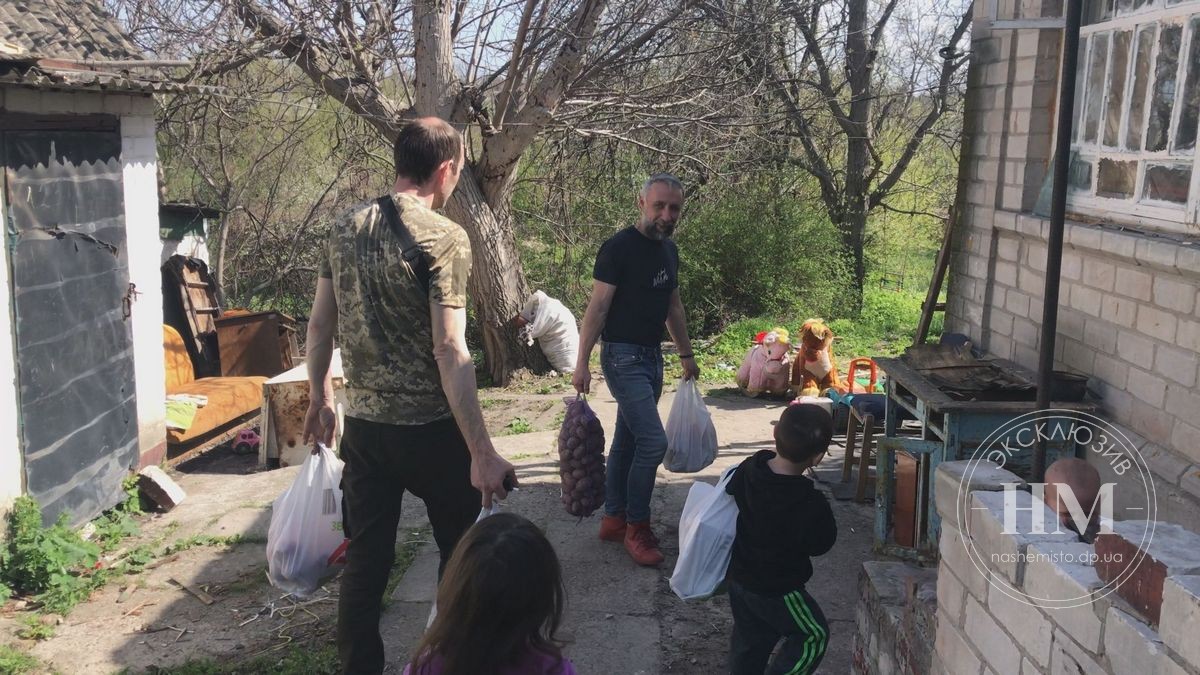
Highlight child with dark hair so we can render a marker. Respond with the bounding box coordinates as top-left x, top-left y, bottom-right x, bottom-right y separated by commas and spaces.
724, 403, 838, 674
405, 512, 576, 675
